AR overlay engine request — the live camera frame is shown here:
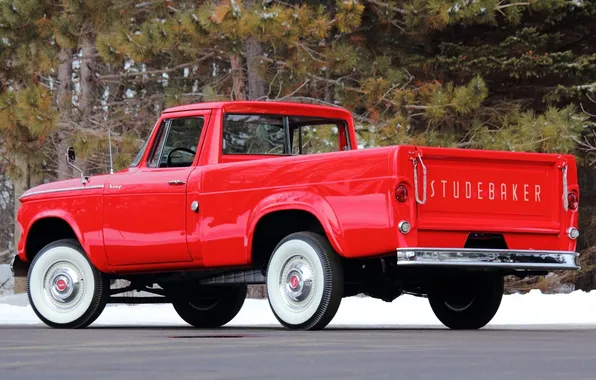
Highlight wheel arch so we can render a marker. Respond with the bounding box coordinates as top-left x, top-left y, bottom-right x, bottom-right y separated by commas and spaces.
22, 213, 94, 268
247, 194, 347, 271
